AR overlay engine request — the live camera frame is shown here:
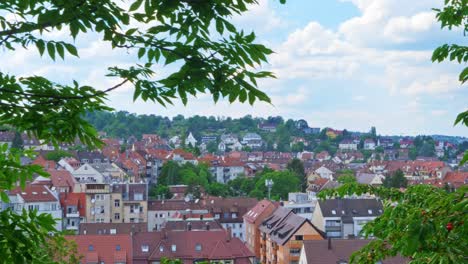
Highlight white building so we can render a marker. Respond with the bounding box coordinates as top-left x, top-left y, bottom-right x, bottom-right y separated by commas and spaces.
7, 184, 62, 231
72, 163, 105, 183
186, 132, 197, 147
311, 199, 383, 238
338, 140, 358, 151
284, 192, 316, 219
314, 166, 334, 180
241, 133, 263, 149
363, 139, 376, 150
